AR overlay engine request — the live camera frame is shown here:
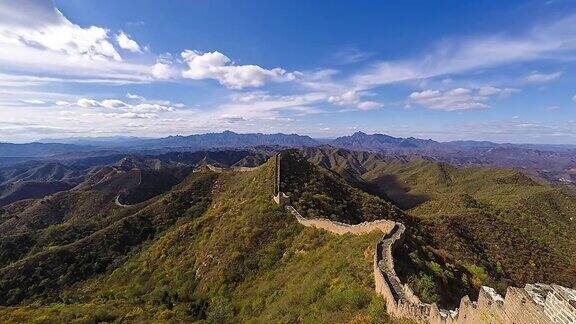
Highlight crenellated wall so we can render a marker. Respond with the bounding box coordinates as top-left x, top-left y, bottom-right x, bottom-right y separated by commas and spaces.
273, 152, 576, 324
287, 205, 396, 235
